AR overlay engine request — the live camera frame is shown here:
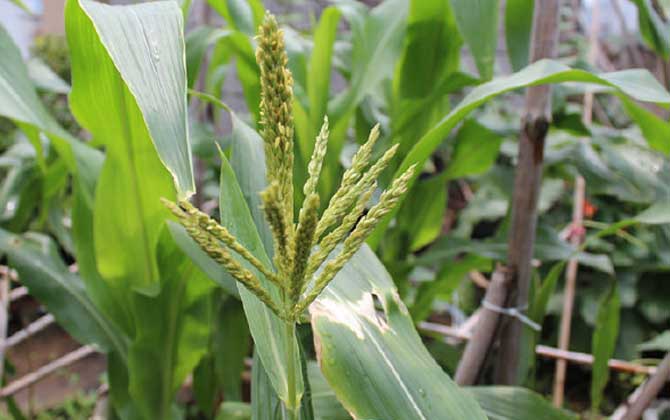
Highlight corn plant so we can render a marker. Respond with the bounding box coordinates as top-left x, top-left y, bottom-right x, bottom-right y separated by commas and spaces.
2, 0, 670, 419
